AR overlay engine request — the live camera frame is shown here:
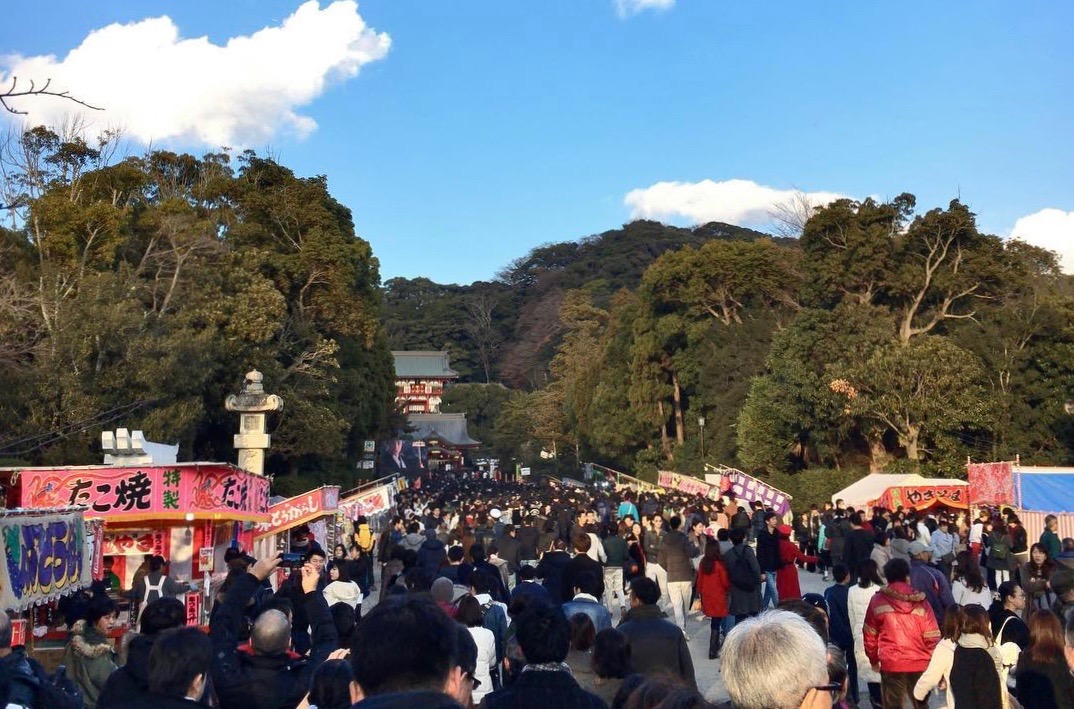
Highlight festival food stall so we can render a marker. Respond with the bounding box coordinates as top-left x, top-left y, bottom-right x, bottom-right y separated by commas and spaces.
968, 459, 1074, 541
830, 473, 969, 513
5, 462, 270, 627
